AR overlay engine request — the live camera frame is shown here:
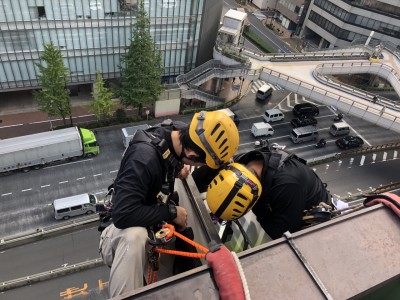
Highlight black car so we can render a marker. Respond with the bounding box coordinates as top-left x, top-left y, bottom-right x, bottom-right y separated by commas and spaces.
336, 135, 364, 150
292, 103, 319, 117
291, 116, 318, 128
